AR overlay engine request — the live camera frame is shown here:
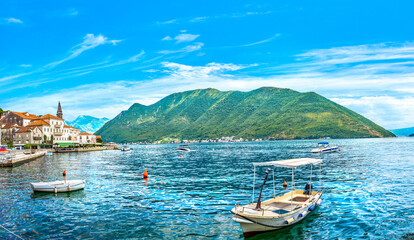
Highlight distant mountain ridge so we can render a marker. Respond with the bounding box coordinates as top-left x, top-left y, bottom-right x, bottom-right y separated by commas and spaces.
66, 115, 109, 133
389, 127, 414, 136
96, 87, 395, 142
